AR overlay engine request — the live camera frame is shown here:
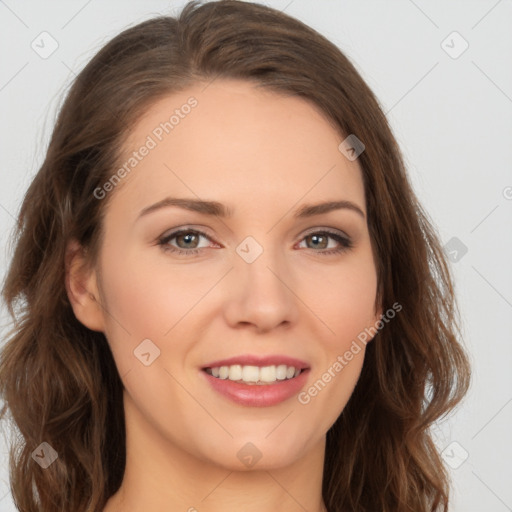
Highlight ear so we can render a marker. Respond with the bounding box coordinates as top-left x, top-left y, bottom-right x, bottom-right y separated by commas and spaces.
65, 239, 105, 332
